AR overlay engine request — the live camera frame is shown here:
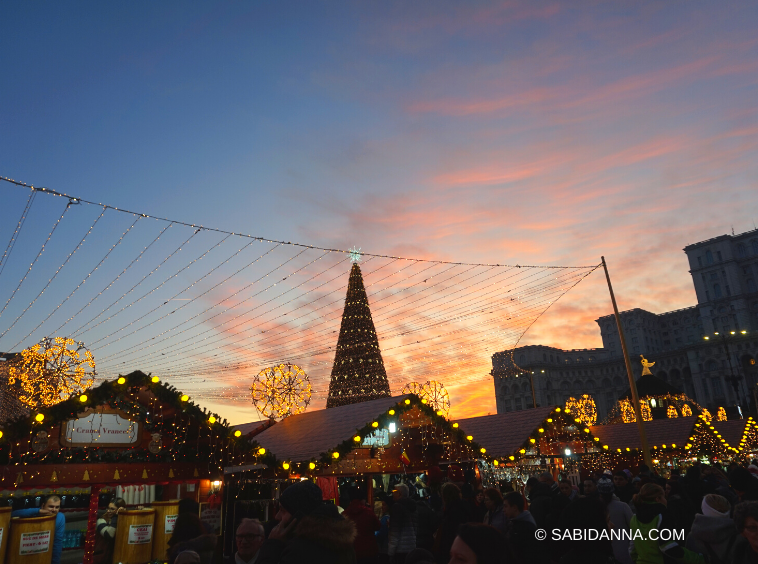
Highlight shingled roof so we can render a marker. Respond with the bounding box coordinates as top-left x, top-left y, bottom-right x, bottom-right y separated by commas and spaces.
251, 394, 410, 462
713, 420, 748, 447
455, 406, 557, 457
590, 417, 697, 450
